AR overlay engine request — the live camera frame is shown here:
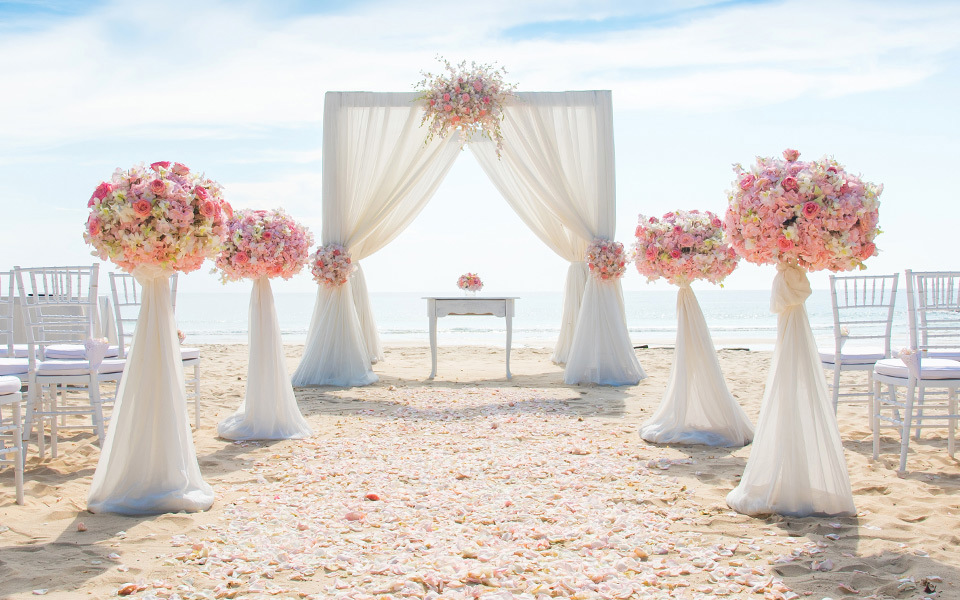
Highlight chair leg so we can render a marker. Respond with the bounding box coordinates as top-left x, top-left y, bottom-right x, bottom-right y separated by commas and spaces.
899, 384, 916, 473
832, 367, 841, 413
194, 362, 201, 429
915, 387, 926, 441
49, 386, 59, 460
949, 389, 957, 459
89, 374, 105, 446
13, 400, 24, 505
